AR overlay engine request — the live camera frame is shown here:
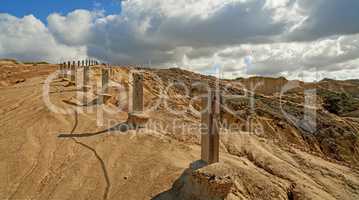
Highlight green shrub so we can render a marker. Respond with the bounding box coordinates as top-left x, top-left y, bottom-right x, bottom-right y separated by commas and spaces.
322, 91, 358, 115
